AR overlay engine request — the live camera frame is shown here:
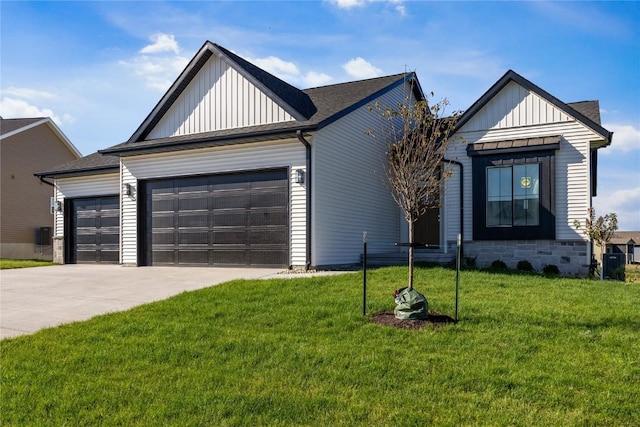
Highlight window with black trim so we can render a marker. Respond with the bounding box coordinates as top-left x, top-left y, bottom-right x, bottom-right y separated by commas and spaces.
487, 163, 540, 227
470, 147, 556, 241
